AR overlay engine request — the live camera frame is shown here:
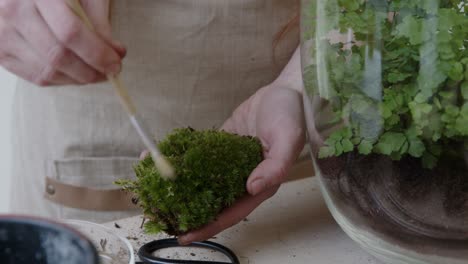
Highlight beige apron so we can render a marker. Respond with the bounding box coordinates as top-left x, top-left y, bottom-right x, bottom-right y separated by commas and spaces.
10, 0, 303, 223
